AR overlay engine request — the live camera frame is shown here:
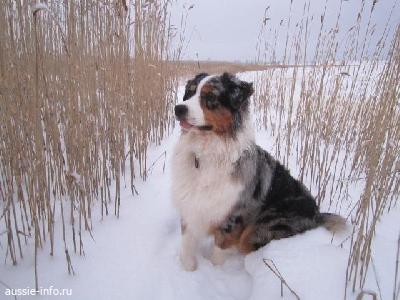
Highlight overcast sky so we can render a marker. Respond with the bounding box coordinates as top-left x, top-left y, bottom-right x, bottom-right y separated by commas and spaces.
170, 0, 400, 62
